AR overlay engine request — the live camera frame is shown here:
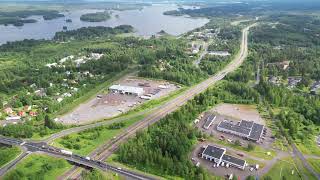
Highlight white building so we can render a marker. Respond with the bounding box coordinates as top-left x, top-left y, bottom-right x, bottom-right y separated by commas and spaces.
109, 85, 144, 96
202, 145, 247, 170
208, 51, 231, 57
